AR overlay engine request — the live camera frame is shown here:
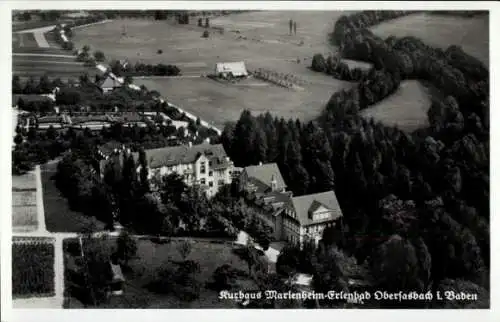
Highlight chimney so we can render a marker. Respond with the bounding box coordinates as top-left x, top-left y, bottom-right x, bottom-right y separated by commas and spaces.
271, 174, 277, 191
